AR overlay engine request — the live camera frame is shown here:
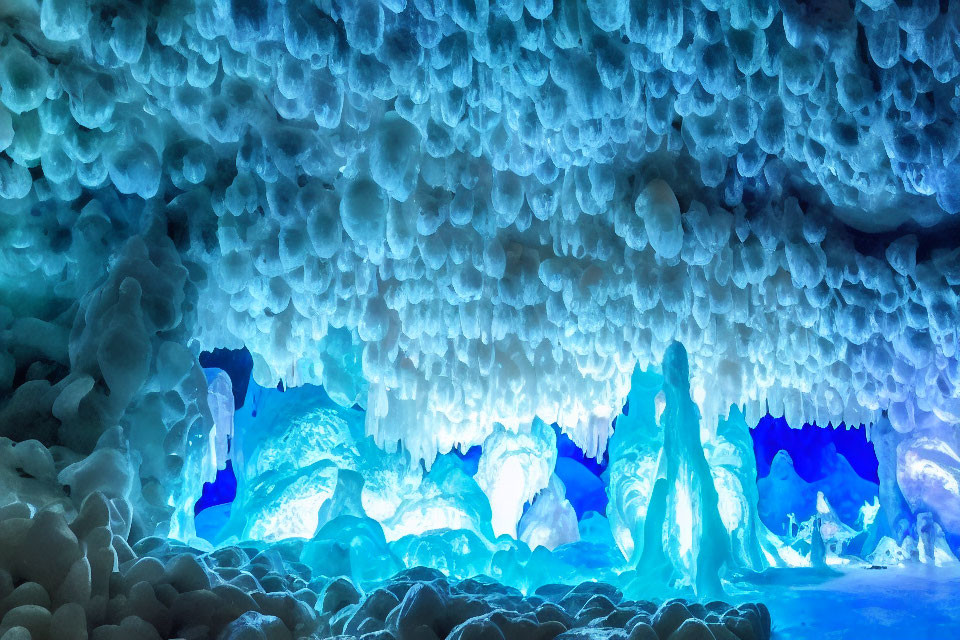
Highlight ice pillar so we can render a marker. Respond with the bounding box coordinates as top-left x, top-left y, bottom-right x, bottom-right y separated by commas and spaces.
609, 342, 734, 596
657, 342, 731, 596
